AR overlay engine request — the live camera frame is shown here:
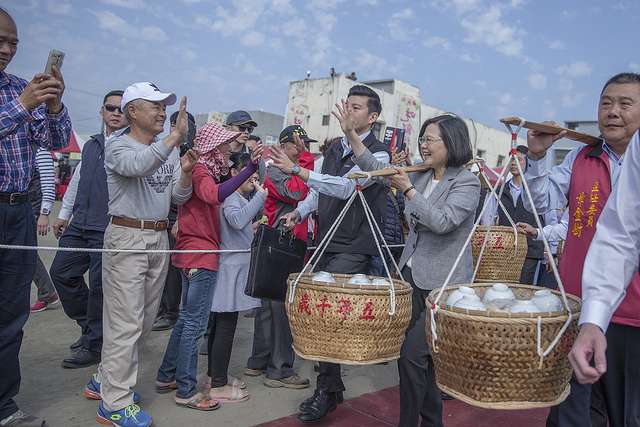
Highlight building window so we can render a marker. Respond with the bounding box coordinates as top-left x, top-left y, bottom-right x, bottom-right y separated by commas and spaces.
322, 115, 330, 126
496, 155, 505, 167
476, 149, 486, 159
